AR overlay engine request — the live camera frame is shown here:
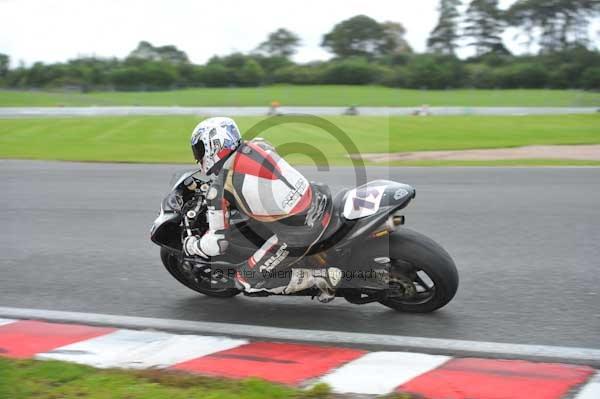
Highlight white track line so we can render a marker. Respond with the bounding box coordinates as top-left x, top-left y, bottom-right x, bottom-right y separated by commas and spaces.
1, 306, 599, 367
0, 106, 597, 118
37, 329, 247, 369
319, 351, 451, 394
0, 318, 16, 326
574, 371, 600, 399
